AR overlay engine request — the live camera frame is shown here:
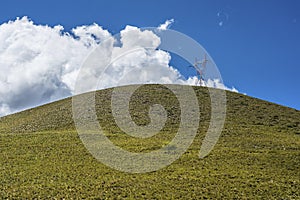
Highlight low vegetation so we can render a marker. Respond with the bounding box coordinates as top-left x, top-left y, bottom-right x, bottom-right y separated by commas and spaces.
0, 85, 299, 199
